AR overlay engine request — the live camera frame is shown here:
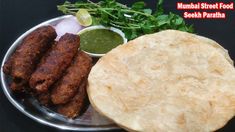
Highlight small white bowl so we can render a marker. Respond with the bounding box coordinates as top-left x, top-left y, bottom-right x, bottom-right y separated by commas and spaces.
78, 25, 128, 57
